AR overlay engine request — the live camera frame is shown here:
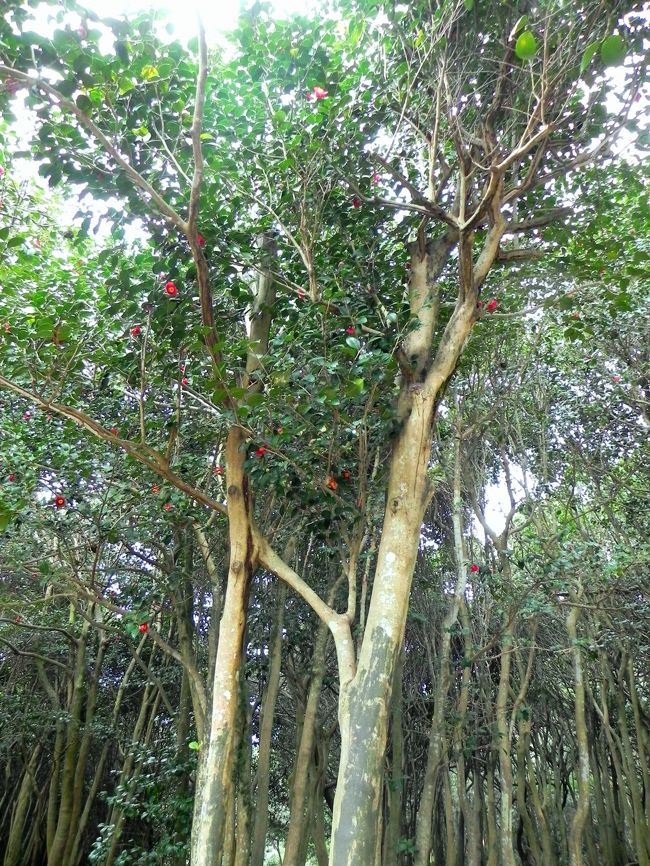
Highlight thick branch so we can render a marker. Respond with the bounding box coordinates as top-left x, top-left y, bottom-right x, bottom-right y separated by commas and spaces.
0, 375, 227, 516
0, 66, 186, 232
